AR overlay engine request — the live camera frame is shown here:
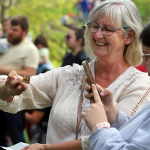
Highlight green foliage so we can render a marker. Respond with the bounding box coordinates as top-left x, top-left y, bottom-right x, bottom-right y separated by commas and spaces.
7, 0, 77, 68
4, 0, 150, 68
133, 0, 150, 25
